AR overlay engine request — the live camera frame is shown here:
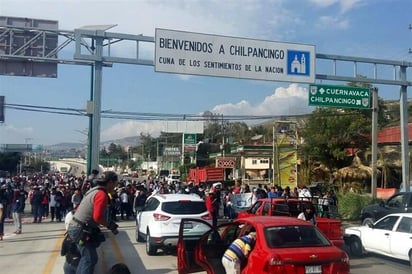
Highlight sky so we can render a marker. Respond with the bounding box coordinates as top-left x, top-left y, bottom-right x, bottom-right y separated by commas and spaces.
0, 0, 412, 146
